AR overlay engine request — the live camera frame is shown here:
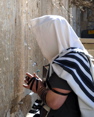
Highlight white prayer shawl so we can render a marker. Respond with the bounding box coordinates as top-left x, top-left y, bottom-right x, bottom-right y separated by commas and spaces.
31, 15, 94, 117
50, 48, 94, 117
